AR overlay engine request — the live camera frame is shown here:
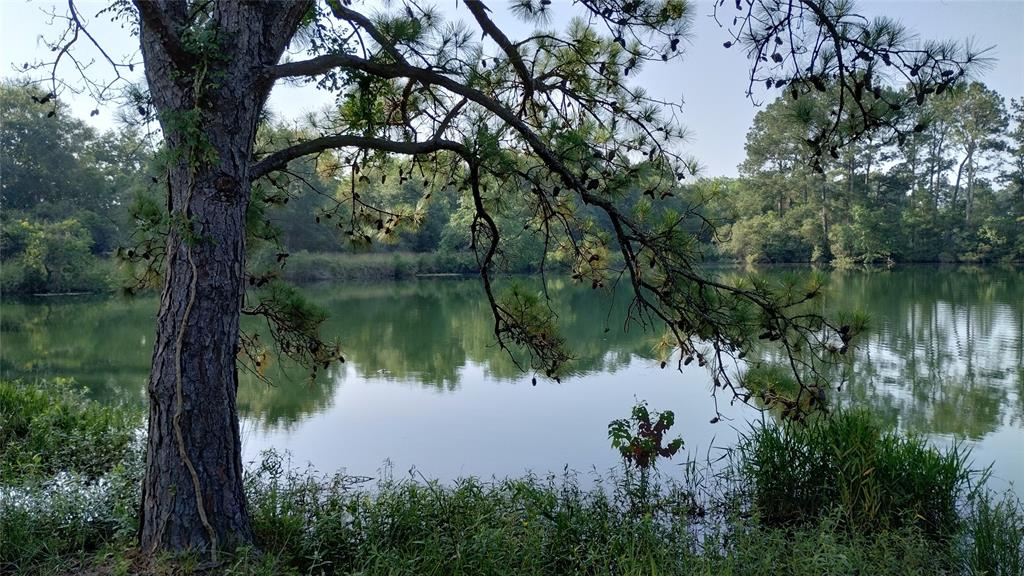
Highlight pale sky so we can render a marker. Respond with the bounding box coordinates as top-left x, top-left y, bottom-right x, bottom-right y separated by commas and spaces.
1, 0, 1021, 176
